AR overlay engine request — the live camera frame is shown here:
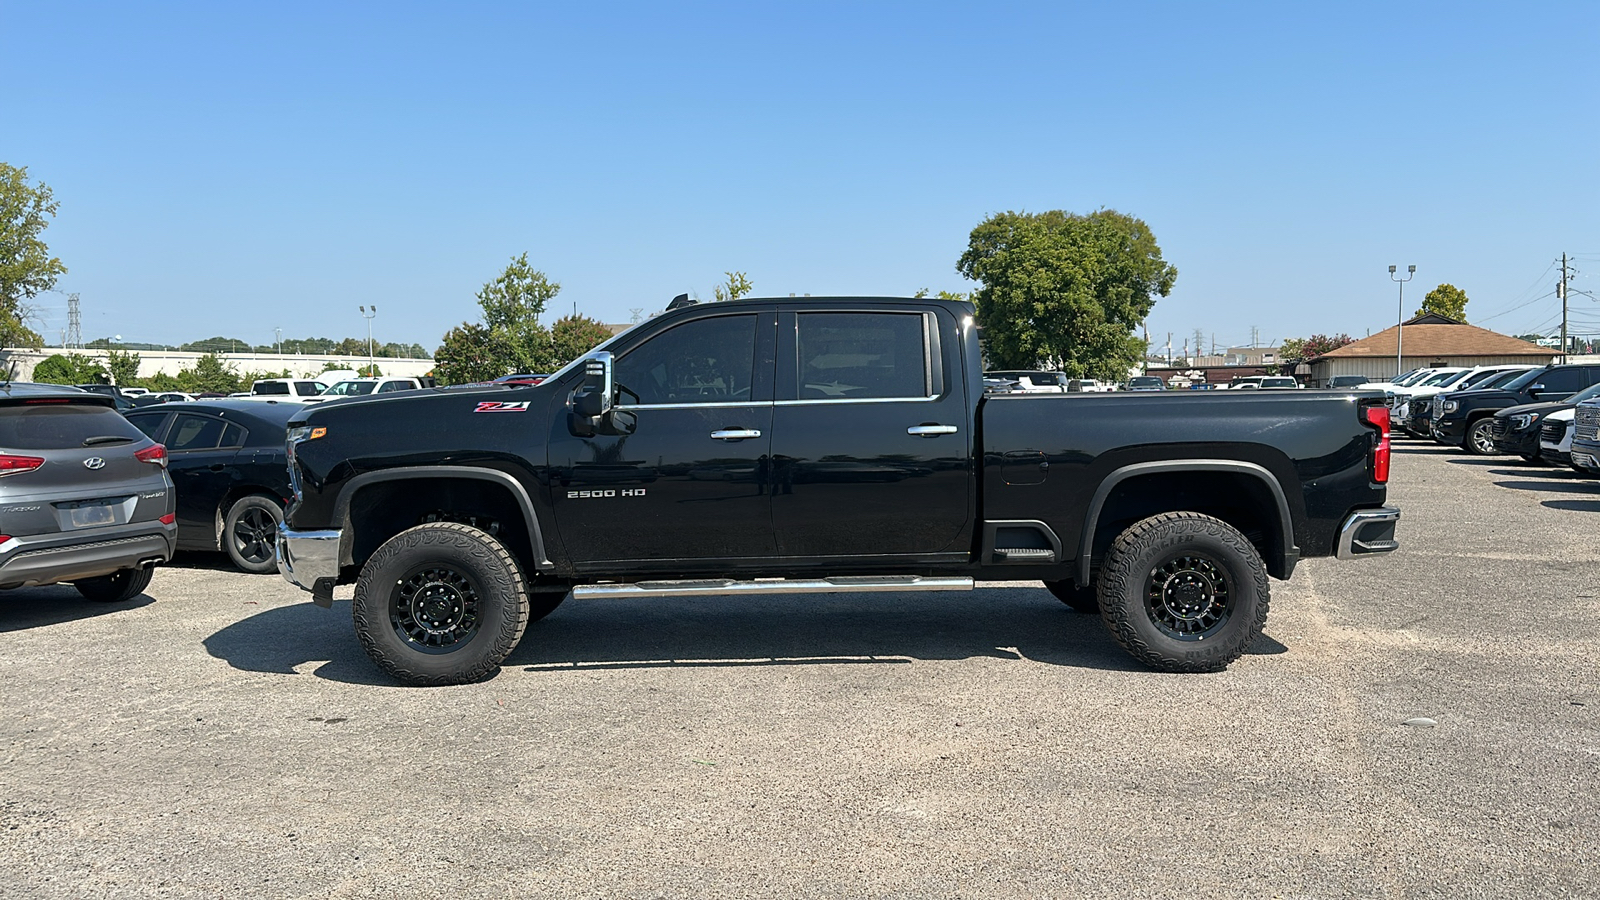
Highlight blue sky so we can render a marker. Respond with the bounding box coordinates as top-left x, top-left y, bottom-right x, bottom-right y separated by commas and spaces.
4, 1, 1596, 355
